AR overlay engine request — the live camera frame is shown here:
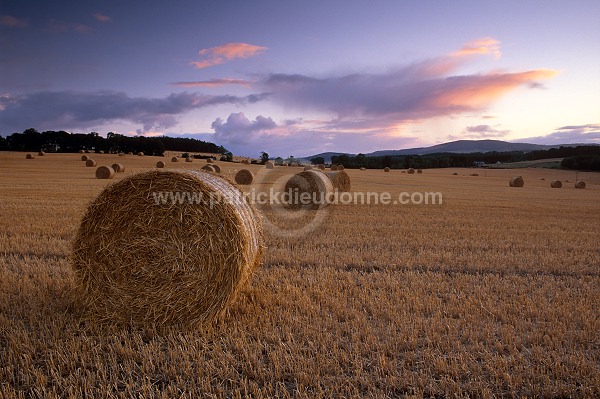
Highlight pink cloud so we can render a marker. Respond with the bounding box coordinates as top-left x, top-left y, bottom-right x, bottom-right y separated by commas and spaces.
451, 37, 501, 59
74, 24, 92, 33
0, 15, 28, 28
172, 78, 253, 88
93, 13, 111, 22
192, 43, 267, 69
